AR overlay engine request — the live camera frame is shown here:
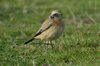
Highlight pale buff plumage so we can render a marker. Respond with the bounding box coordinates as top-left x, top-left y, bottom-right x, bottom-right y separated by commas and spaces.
25, 10, 64, 44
